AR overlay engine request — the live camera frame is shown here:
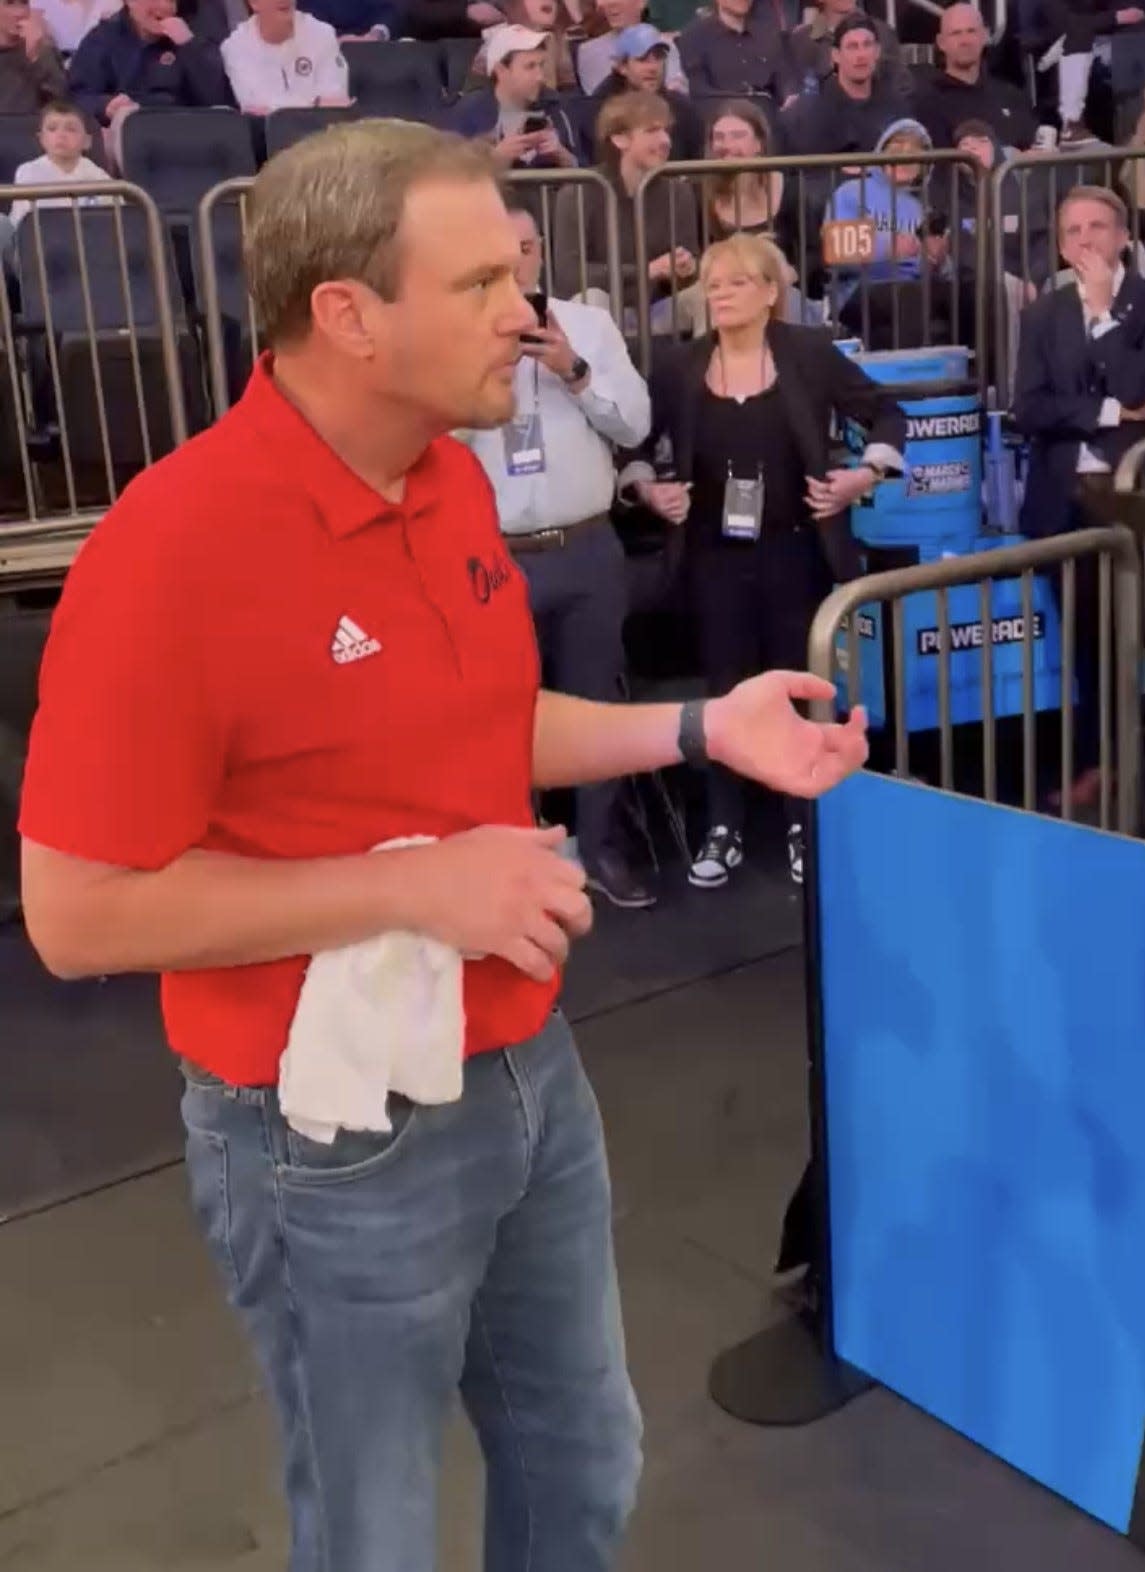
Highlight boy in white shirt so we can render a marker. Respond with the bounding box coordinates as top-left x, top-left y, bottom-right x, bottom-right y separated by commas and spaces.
7, 98, 111, 231
221, 0, 349, 115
